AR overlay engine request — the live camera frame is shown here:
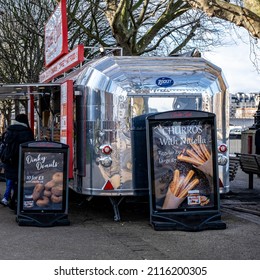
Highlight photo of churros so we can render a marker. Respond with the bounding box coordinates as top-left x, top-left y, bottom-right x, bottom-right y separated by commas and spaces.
162, 169, 199, 209
177, 143, 211, 166
177, 142, 213, 177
